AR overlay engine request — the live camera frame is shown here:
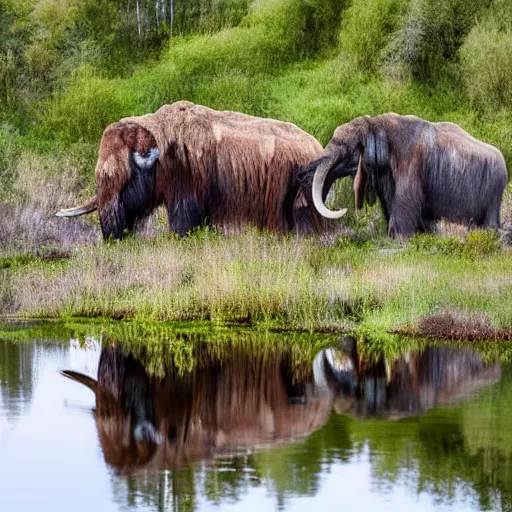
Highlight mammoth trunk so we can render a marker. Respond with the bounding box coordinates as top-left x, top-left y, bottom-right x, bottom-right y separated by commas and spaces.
100, 161, 156, 240
99, 196, 128, 240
